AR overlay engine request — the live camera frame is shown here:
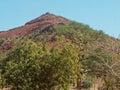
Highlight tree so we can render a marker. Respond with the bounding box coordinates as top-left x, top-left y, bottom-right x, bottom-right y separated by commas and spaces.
81, 48, 120, 90
1, 39, 41, 90
1, 39, 81, 90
